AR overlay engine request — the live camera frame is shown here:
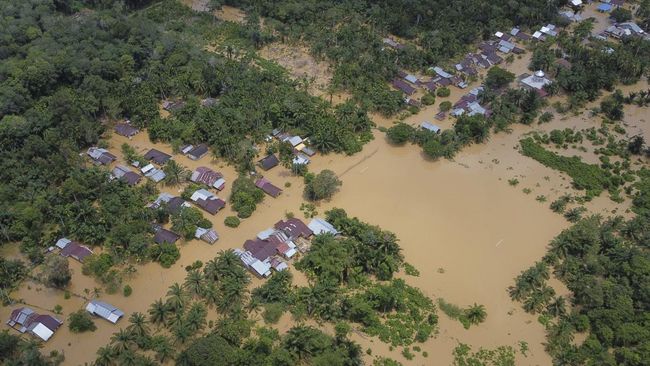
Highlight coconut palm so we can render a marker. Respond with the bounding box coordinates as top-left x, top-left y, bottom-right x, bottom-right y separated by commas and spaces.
163, 160, 187, 186
547, 296, 567, 318
110, 329, 134, 355
151, 335, 175, 363
183, 270, 205, 298
127, 312, 150, 341
464, 303, 487, 325
148, 299, 169, 326
95, 345, 115, 366
166, 283, 188, 312
203, 282, 220, 308
185, 303, 207, 332
116, 349, 137, 366
173, 320, 192, 344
